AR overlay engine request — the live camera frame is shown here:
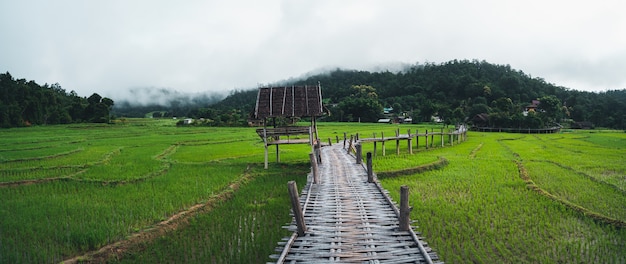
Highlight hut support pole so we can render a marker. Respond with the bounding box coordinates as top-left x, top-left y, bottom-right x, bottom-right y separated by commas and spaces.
263, 123, 268, 169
